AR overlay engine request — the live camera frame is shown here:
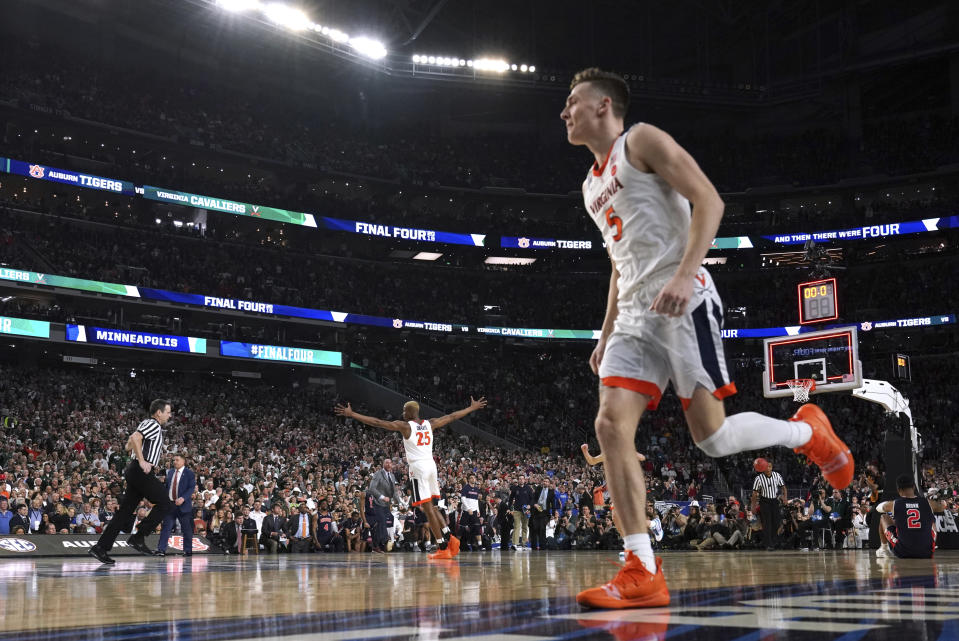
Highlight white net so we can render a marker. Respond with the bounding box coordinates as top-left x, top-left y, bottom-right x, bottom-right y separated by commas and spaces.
786, 379, 815, 403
